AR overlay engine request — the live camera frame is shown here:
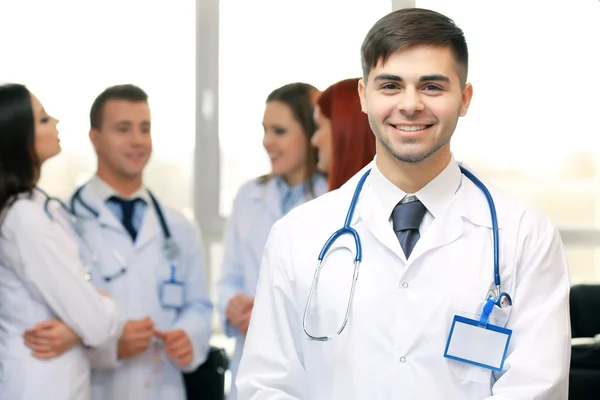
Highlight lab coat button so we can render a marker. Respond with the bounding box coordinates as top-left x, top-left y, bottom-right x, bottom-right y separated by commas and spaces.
401, 282, 409, 288
399, 356, 406, 363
